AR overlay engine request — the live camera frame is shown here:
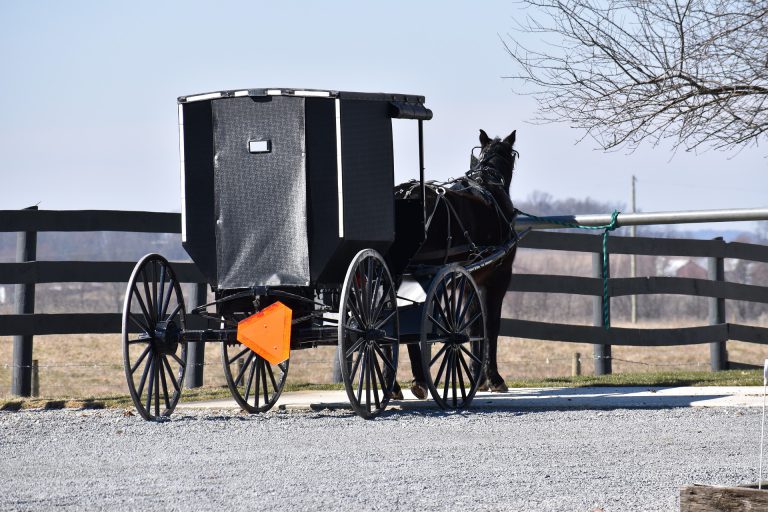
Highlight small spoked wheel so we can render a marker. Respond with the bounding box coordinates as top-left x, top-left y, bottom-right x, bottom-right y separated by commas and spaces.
222, 339, 289, 413
122, 254, 187, 421
420, 265, 487, 410
338, 249, 400, 419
